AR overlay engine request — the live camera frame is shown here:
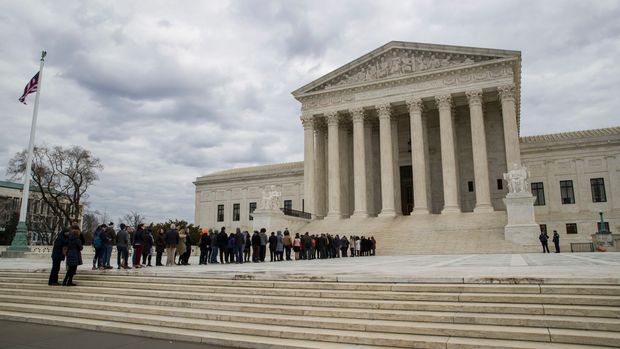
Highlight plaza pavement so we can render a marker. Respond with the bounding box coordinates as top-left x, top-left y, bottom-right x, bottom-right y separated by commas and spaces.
1, 252, 619, 284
